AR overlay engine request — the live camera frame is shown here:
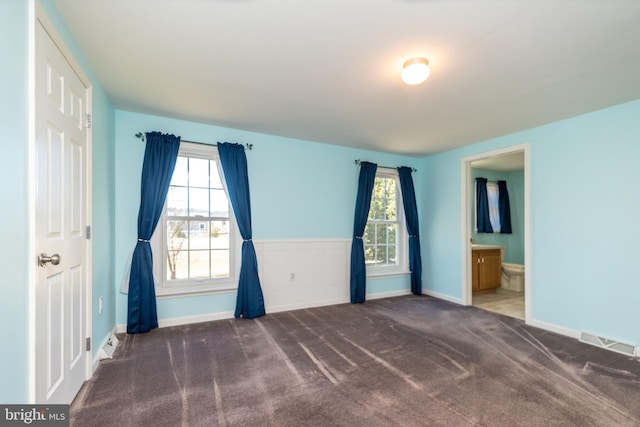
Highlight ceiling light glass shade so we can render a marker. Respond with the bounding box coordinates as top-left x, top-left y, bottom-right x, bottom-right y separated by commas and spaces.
401, 57, 430, 85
